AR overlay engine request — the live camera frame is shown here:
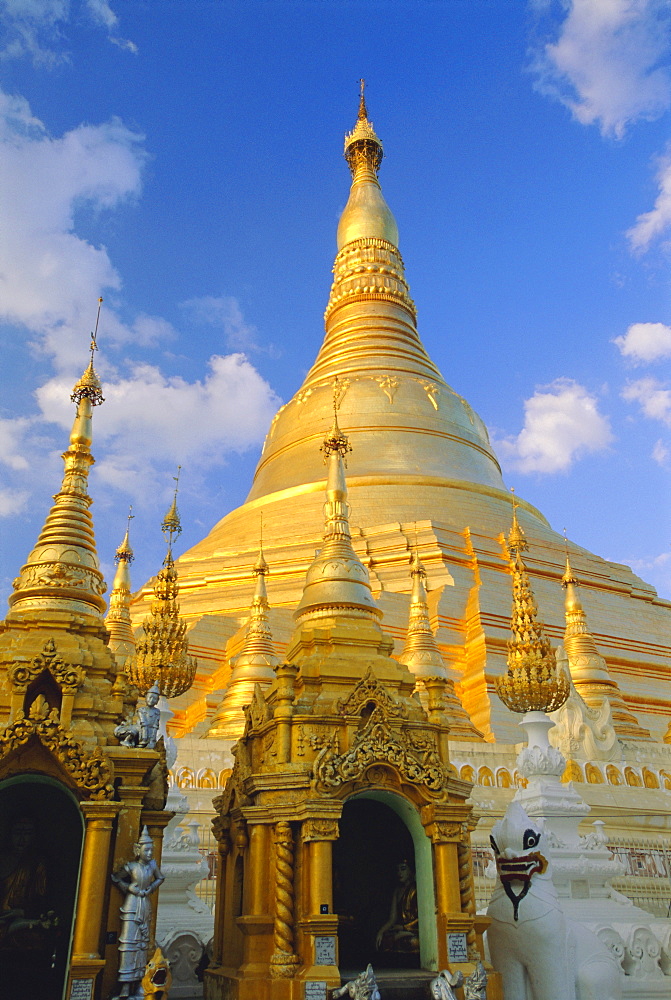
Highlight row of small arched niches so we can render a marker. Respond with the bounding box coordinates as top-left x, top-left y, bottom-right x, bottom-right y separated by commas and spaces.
168, 763, 671, 791
456, 763, 671, 790
168, 767, 233, 790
